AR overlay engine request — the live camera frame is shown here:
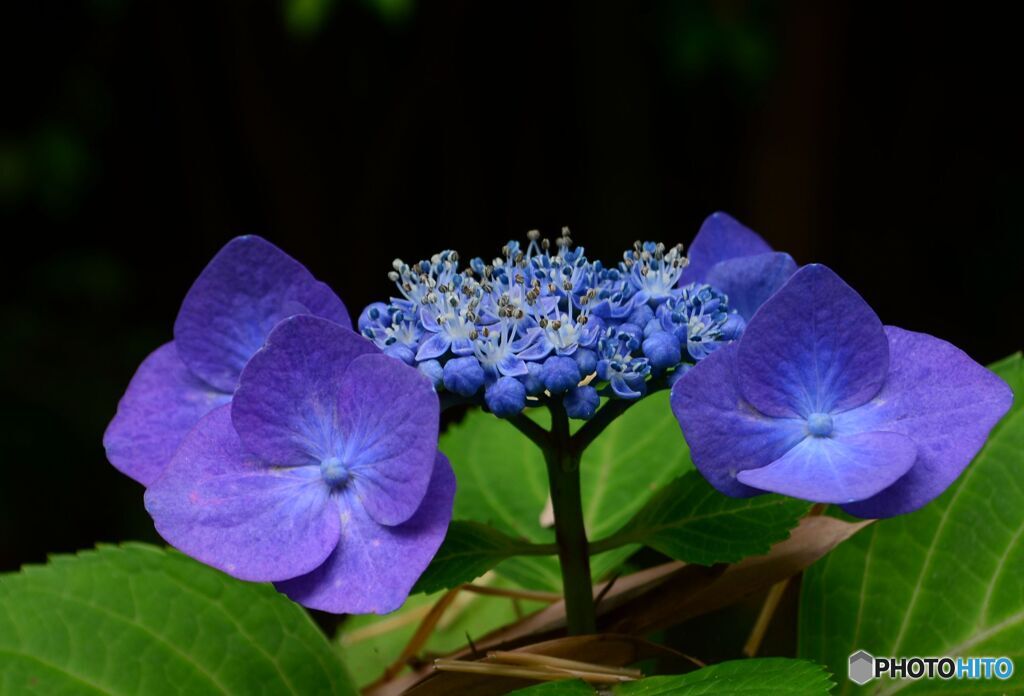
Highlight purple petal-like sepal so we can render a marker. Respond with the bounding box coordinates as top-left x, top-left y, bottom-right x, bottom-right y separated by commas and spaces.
680, 212, 773, 286
174, 236, 350, 392
737, 265, 889, 418
838, 327, 1013, 517
103, 342, 231, 486
275, 453, 456, 614
144, 405, 341, 582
